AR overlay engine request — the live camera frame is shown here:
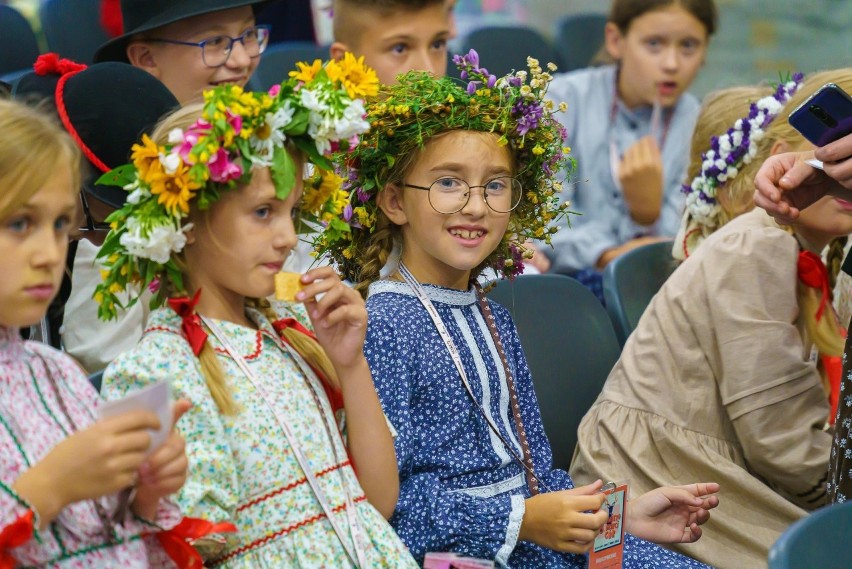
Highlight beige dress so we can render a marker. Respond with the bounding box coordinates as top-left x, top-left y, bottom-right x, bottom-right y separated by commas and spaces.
571, 208, 832, 569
